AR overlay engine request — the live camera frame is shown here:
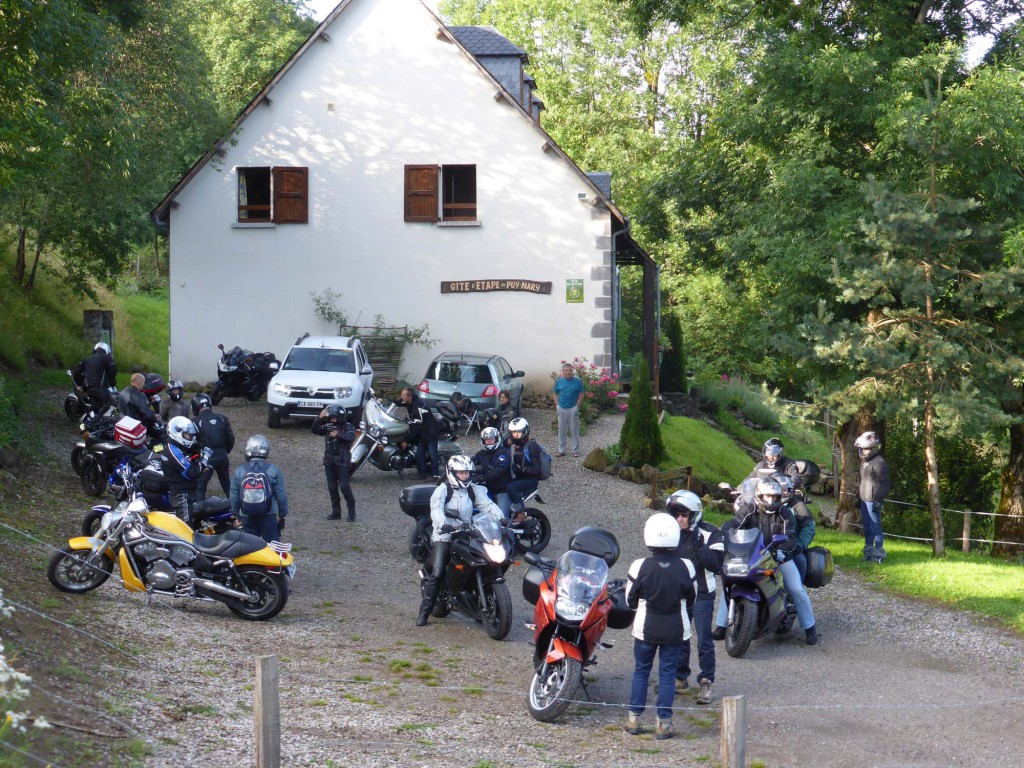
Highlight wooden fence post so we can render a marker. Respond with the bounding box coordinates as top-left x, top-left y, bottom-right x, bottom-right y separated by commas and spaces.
255, 655, 281, 768
720, 695, 746, 768
962, 510, 972, 554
